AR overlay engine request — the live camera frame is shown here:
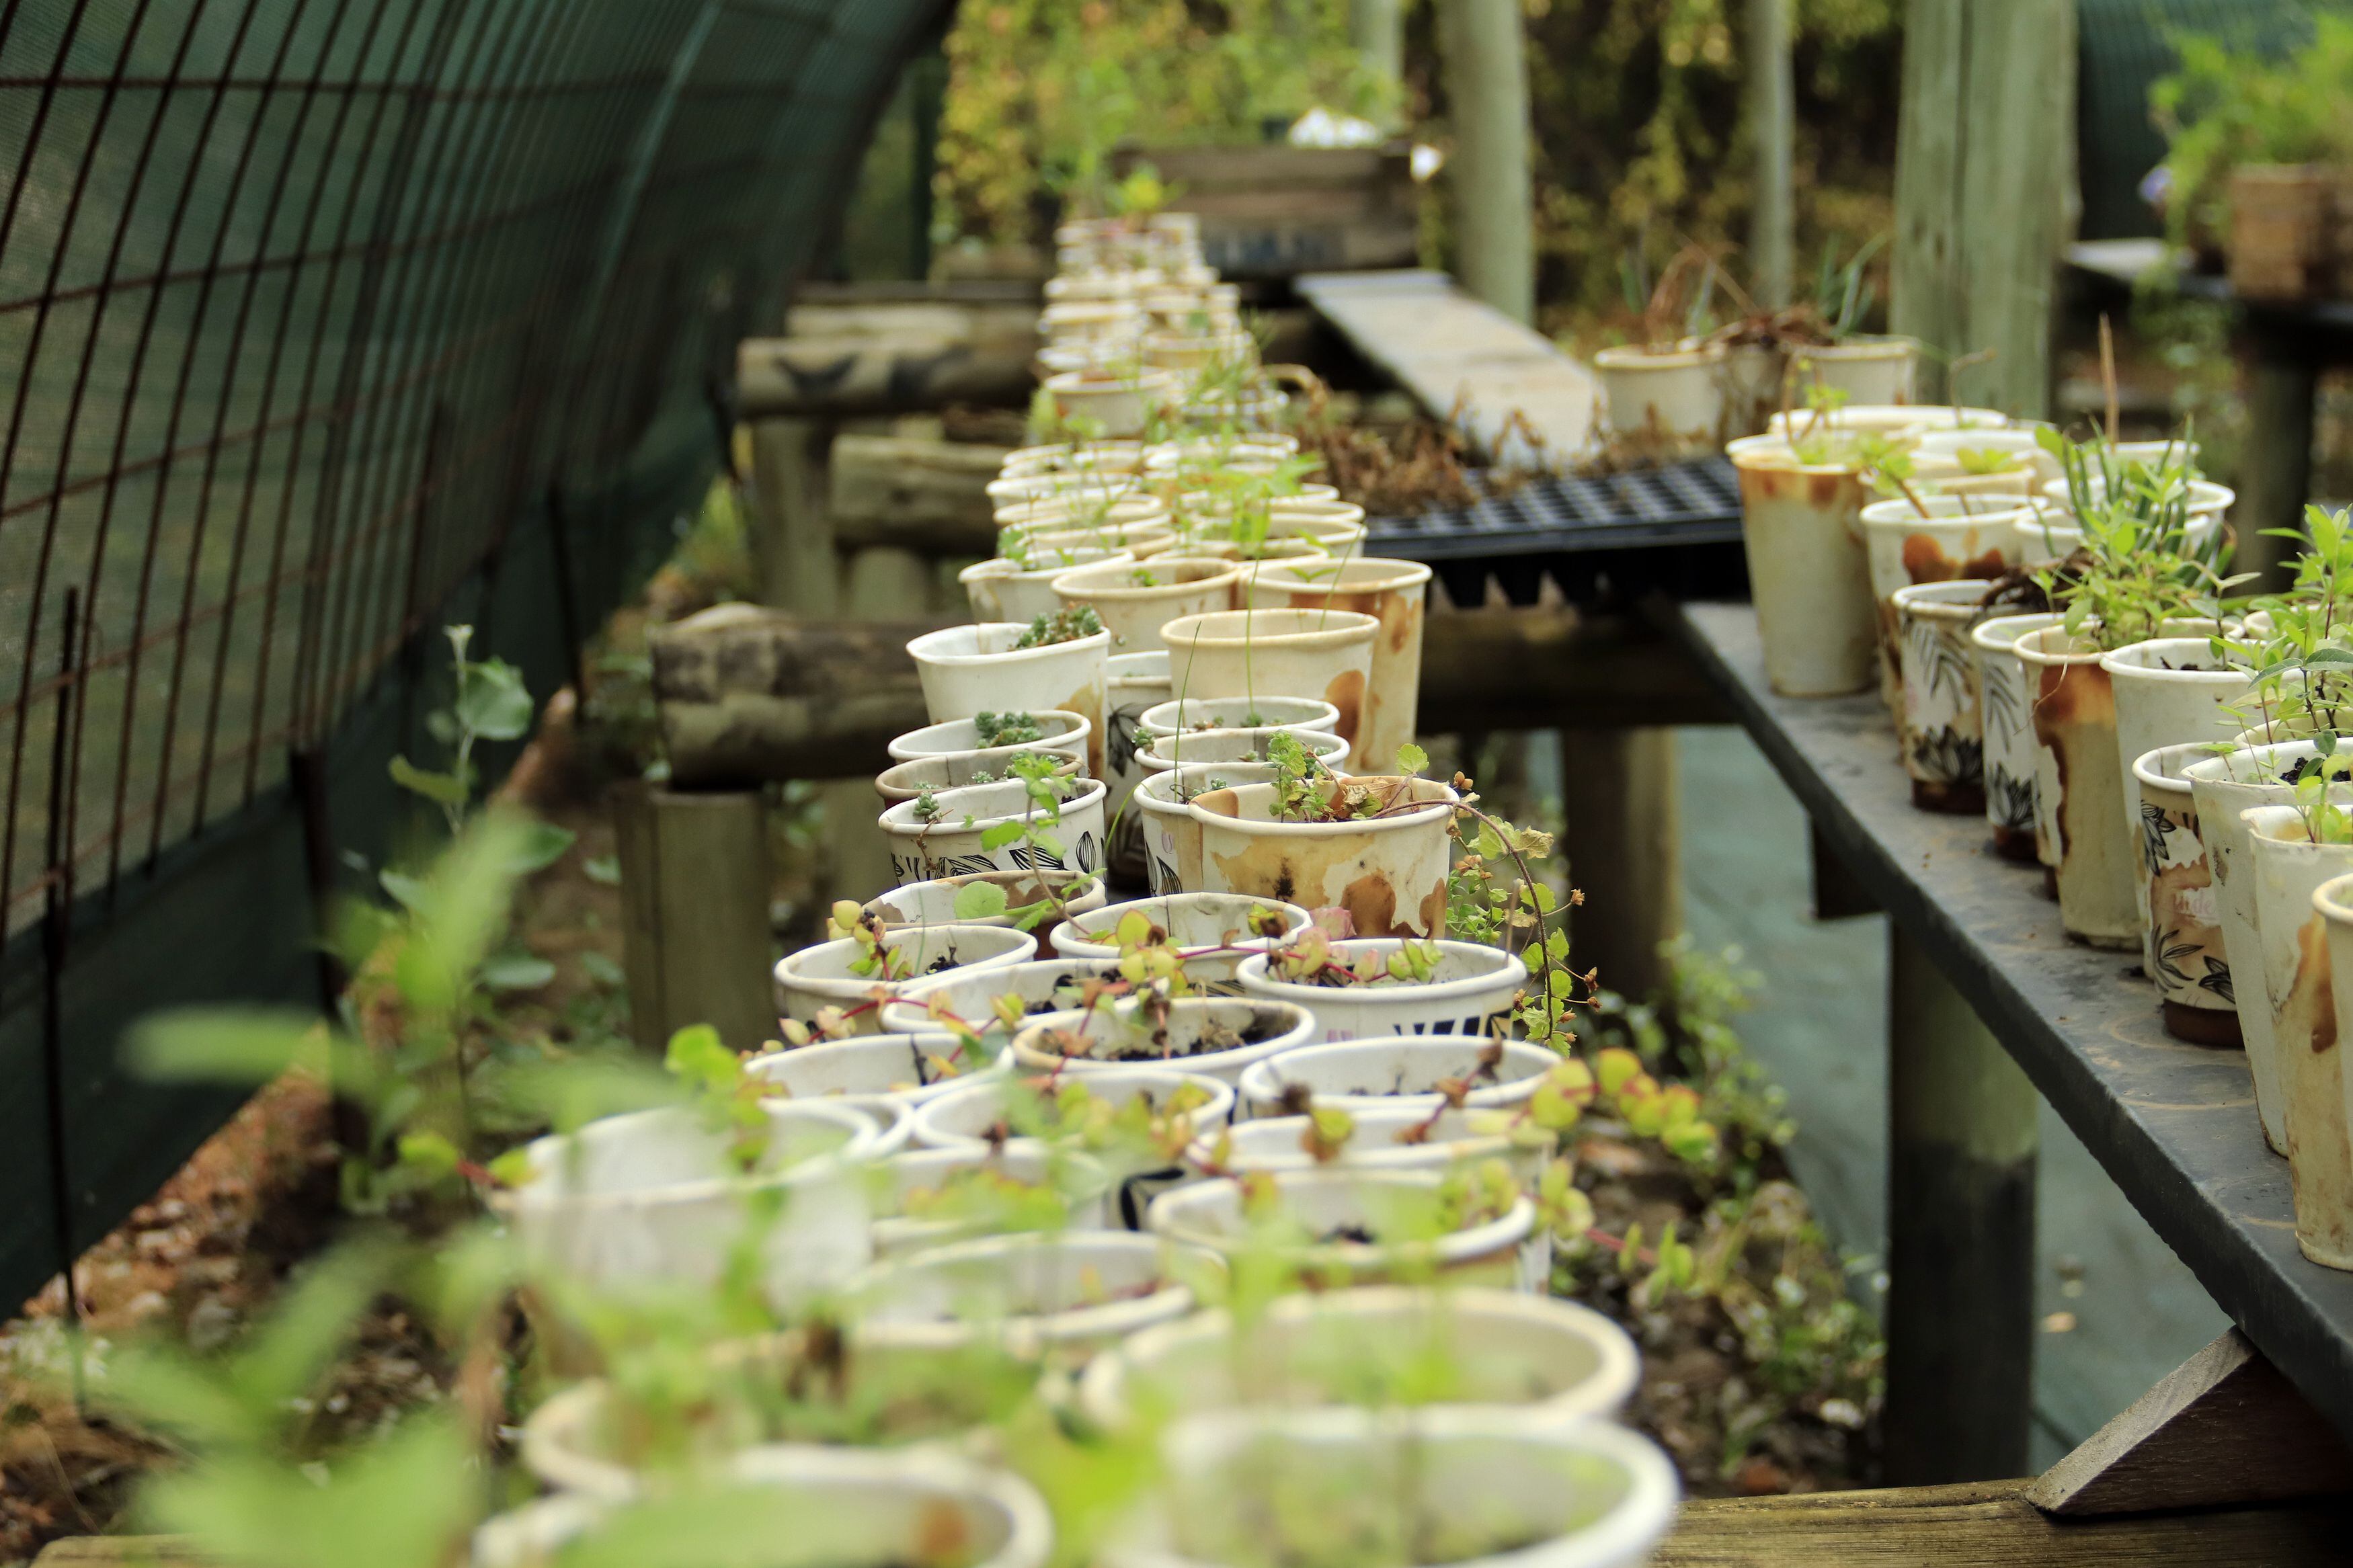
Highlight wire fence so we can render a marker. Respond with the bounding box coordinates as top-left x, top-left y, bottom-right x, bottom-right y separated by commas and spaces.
0, 0, 944, 1308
